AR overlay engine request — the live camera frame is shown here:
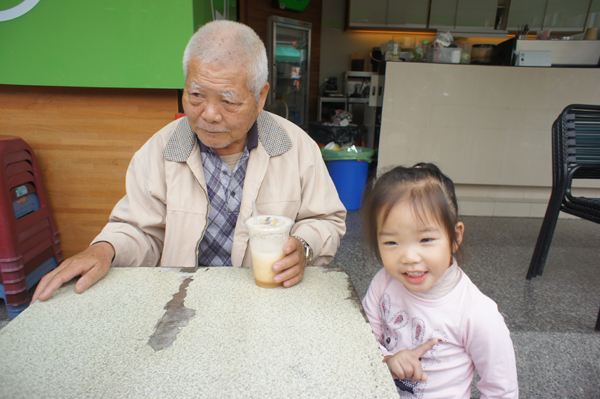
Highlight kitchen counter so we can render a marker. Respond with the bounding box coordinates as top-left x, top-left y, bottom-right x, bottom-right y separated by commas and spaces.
377, 62, 600, 217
